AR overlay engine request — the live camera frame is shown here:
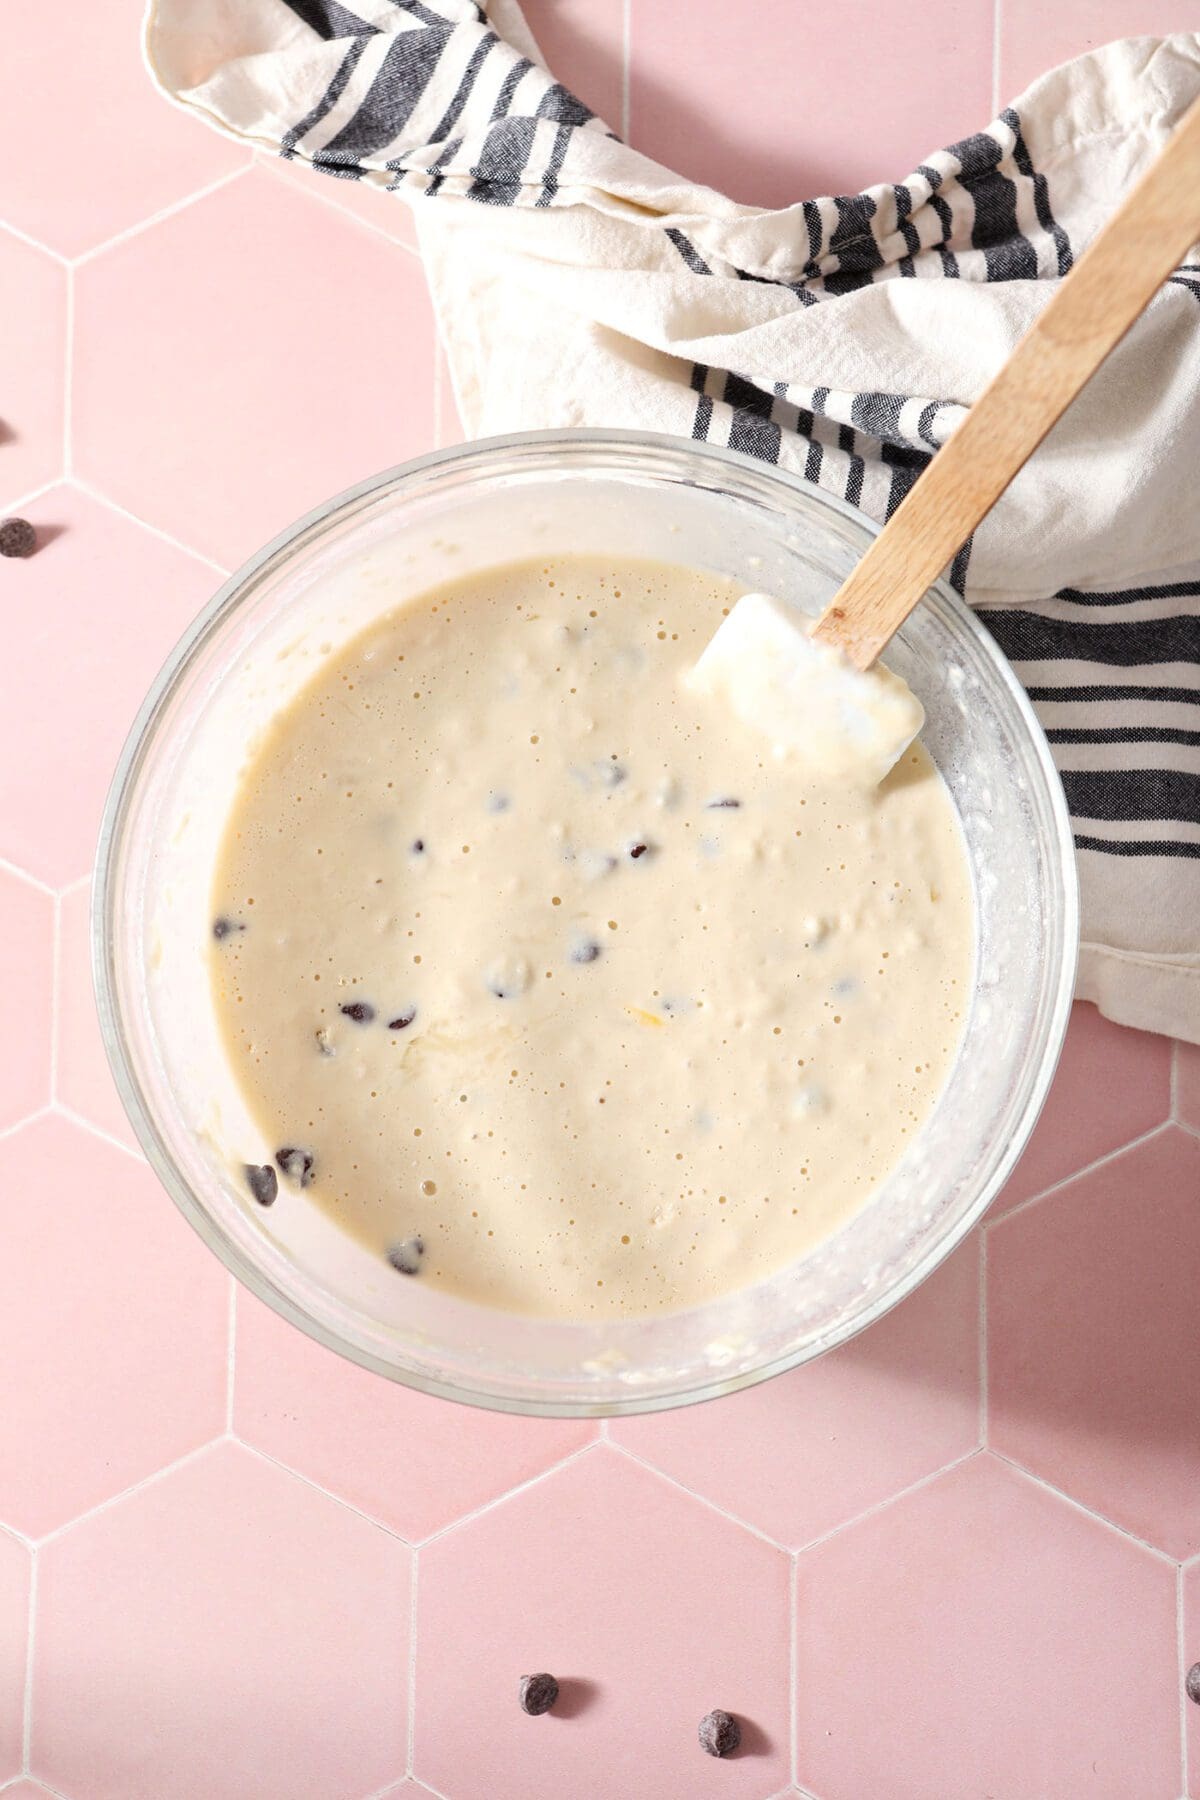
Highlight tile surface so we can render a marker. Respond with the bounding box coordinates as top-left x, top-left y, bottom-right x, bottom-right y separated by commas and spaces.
0, 4, 1197, 1796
